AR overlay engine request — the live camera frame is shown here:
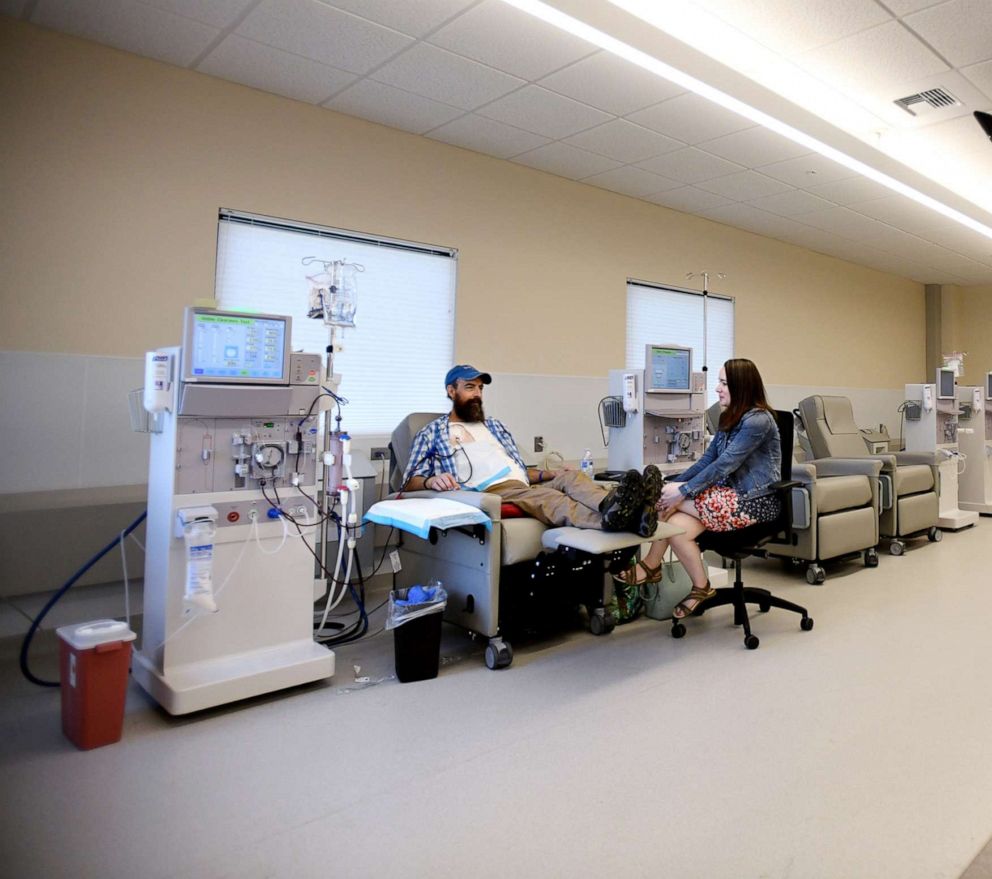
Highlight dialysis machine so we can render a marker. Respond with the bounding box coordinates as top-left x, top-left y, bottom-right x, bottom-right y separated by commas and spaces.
133, 308, 336, 714
956, 374, 992, 515
904, 369, 978, 531
607, 344, 706, 474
